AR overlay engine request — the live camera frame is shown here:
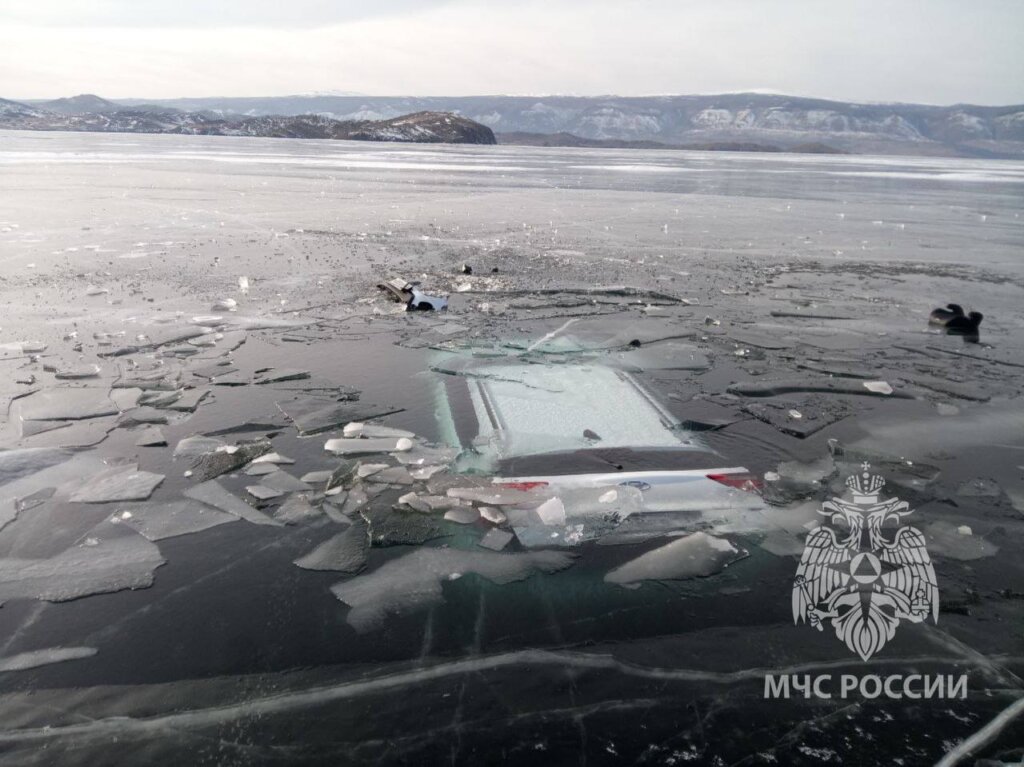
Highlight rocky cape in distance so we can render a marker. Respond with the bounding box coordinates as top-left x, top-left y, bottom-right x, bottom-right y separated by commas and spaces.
4, 91, 1024, 156
0, 96, 497, 145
